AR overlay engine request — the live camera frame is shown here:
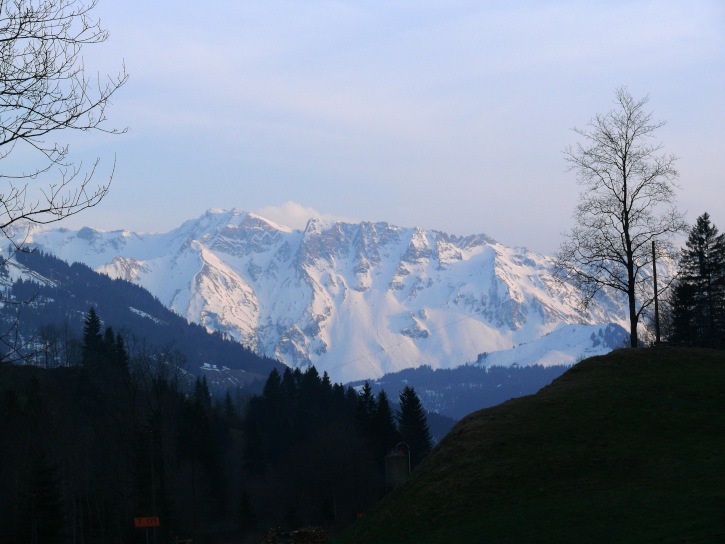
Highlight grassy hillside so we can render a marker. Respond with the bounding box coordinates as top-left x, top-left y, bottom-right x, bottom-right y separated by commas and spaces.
336, 347, 725, 544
